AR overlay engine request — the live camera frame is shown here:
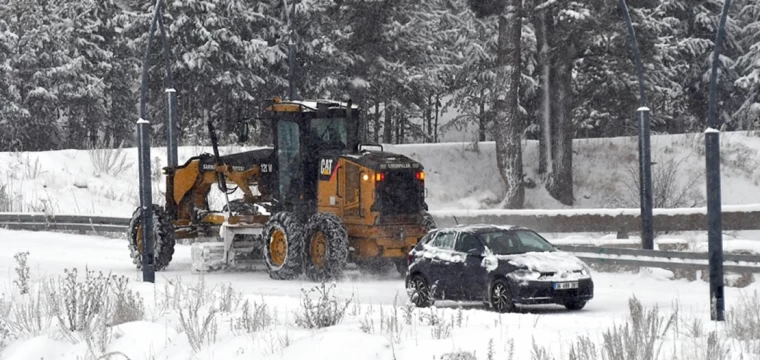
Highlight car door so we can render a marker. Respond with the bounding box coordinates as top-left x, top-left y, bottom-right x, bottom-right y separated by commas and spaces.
454, 232, 488, 300
426, 230, 458, 299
